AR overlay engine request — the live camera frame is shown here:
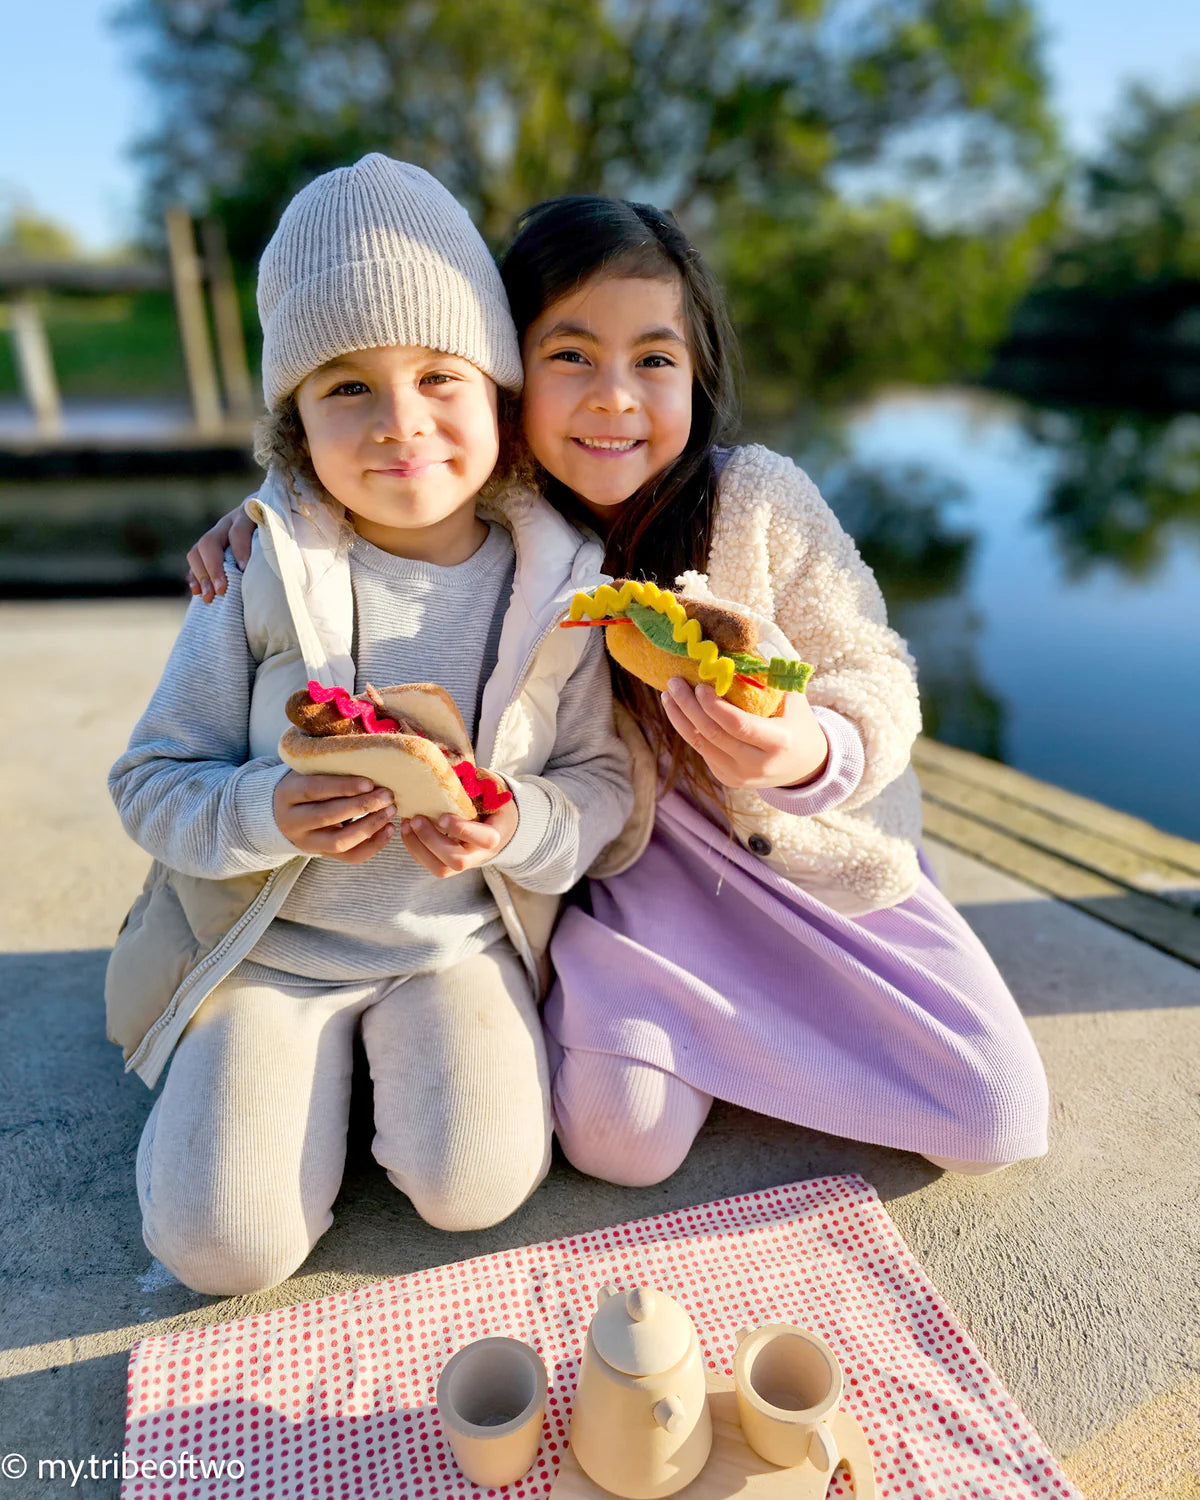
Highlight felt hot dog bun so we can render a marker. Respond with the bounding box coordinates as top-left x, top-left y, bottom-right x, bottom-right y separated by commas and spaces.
604, 613, 784, 716
277, 682, 511, 821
